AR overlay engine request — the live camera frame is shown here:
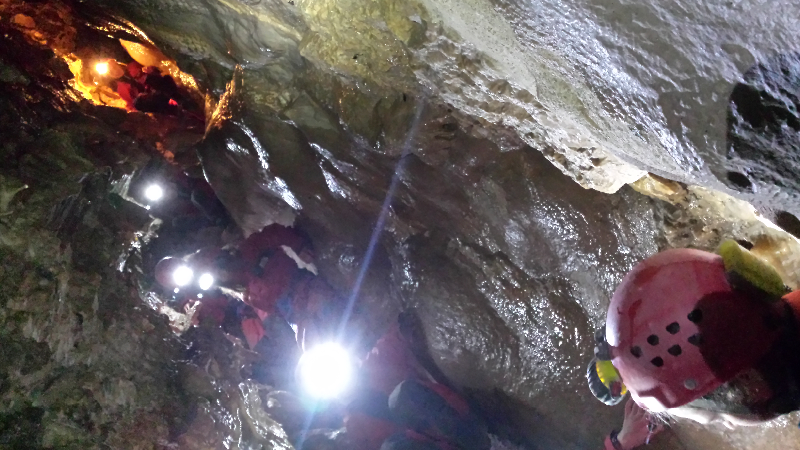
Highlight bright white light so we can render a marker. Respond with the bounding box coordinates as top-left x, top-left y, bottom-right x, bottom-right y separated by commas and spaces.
95, 62, 109, 75
172, 266, 193, 287
173, 288, 180, 294
197, 293, 204, 299
198, 273, 214, 291
298, 342, 353, 399
144, 184, 164, 202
